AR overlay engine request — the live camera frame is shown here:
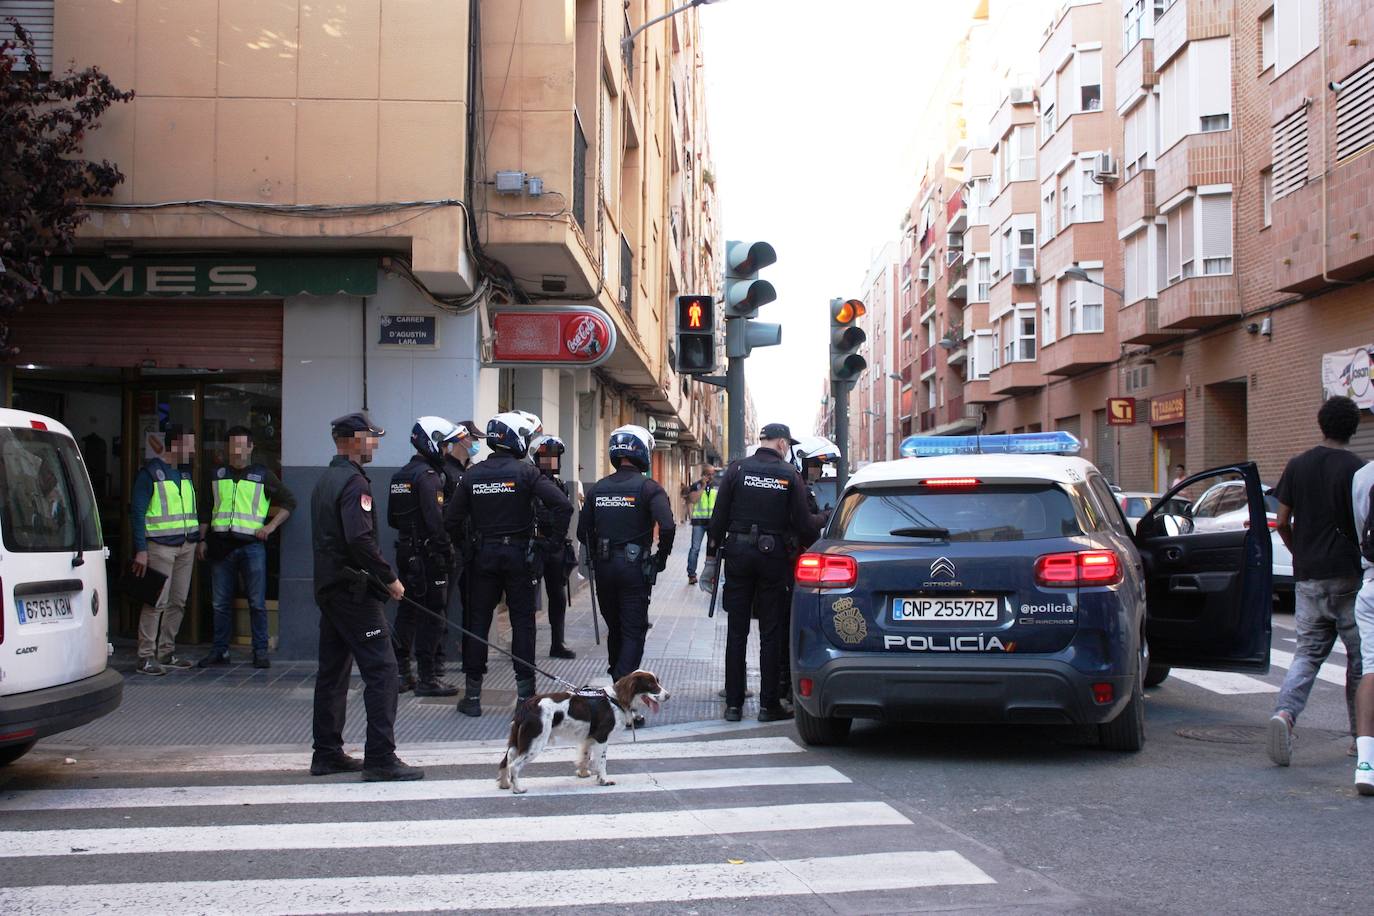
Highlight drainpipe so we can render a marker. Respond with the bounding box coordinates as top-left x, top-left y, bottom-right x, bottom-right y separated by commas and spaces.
1320, 0, 1355, 286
